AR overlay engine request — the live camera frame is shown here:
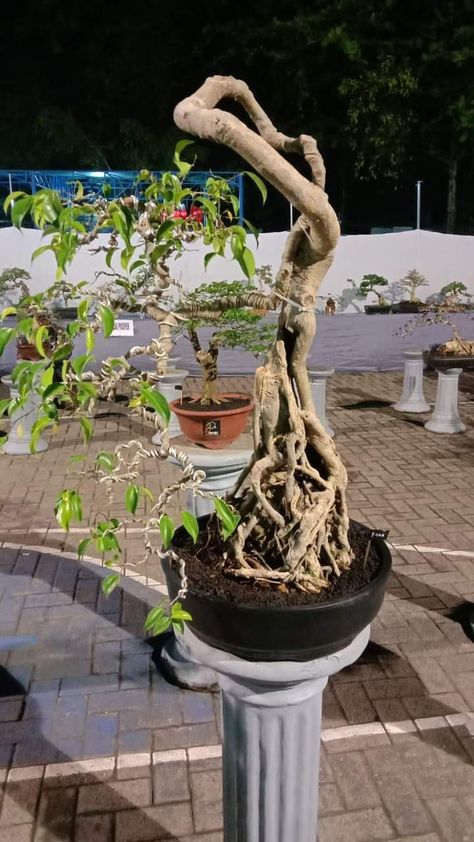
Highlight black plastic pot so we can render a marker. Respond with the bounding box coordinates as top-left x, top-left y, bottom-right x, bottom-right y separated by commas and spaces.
364, 304, 392, 315
163, 524, 392, 662
391, 301, 420, 314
